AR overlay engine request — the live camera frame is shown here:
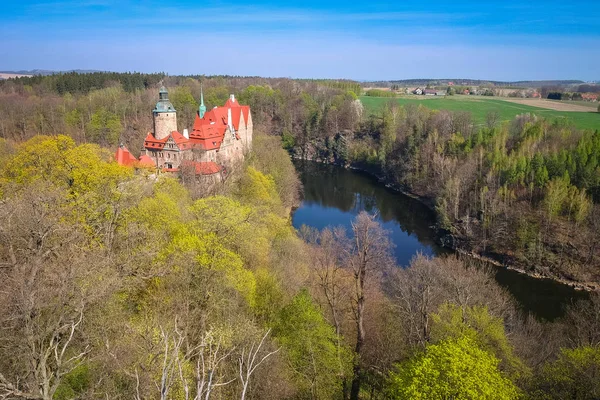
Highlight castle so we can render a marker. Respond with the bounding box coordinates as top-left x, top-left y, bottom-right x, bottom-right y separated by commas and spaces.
117, 86, 253, 177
